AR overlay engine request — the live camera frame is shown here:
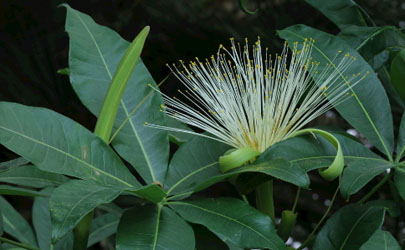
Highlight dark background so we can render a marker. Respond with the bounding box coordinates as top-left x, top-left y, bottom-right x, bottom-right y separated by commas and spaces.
0, 0, 404, 248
